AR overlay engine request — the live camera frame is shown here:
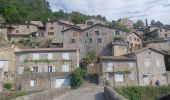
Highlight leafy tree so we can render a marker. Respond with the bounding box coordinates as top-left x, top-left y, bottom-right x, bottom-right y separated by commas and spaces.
151, 20, 156, 25
3, 83, 12, 90
133, 20, 144, 29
